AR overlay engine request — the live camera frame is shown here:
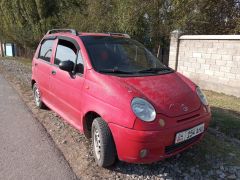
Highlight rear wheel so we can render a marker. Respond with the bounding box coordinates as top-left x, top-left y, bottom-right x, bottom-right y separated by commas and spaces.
33, 83, 46, 109
92, 117, 116, 167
